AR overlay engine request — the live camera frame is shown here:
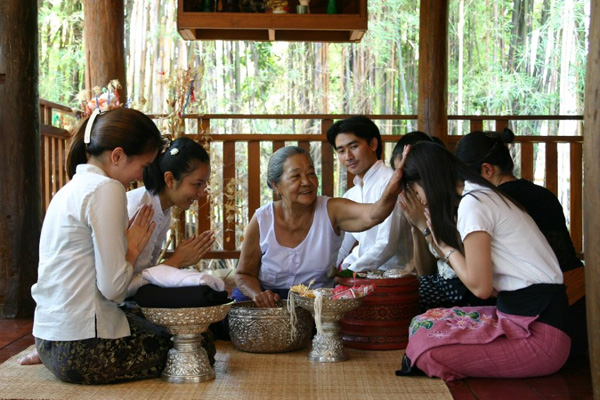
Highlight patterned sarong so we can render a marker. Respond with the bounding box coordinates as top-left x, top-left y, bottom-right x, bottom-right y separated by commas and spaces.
404, 306, 570, 381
